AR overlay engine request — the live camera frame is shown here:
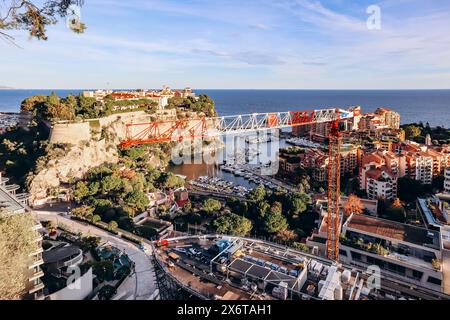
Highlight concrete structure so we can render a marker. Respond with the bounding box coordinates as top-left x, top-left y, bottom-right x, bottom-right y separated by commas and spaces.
153, 235, 372, 300
415, 154, 434, 185
340, 214, 445, 293
360, 164, 398, 200
41, 241, 93, 300
47, 267, 93, 300
0, 173, 45, 300
375, 108, 401, 130
445, 168, 450, 194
